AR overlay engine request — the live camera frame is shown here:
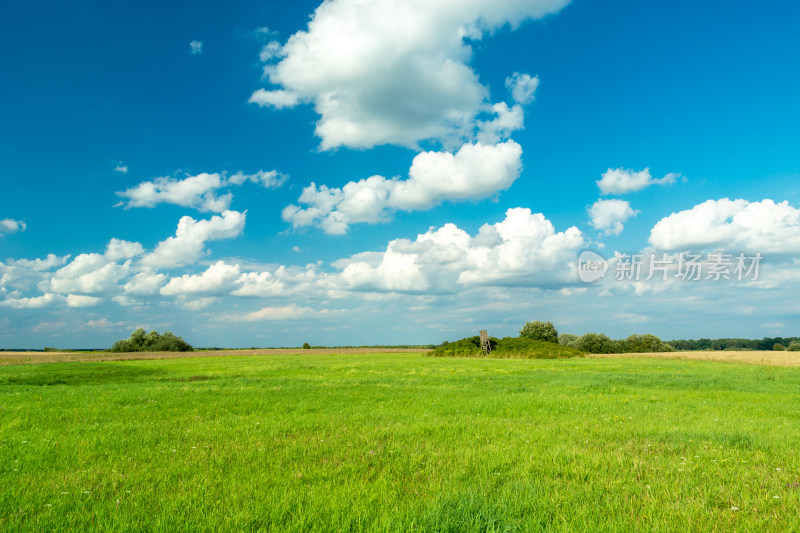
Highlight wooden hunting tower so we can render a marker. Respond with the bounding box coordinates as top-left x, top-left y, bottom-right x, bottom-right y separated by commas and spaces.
479, 330, 491, 354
